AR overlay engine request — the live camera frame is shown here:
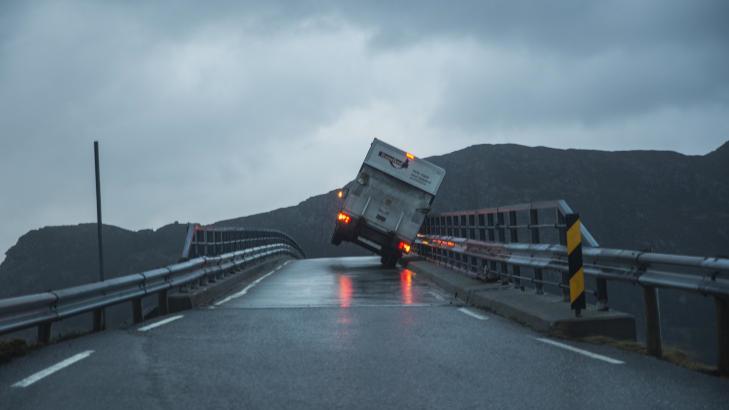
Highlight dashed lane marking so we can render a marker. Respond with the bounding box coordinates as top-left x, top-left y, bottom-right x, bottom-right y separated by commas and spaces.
428, 290, 446, 301
208, 260, 292, 309
458, 307, 489, 320
137, 315, 184, 332
535, 337, 625, 364
12, 350, 94, 388
214, 268, 277, 306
